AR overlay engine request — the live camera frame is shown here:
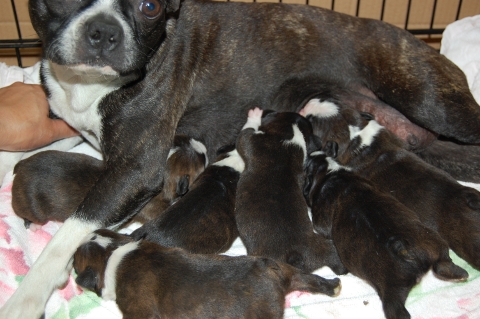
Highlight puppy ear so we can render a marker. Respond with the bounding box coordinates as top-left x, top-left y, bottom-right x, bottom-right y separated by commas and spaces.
324, 141, 338, 158
306, 135, 323, 155
176, 174, 190, 196
360, 112, 374, 121
302, 174, 313, 206
75, 267, 99, 293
